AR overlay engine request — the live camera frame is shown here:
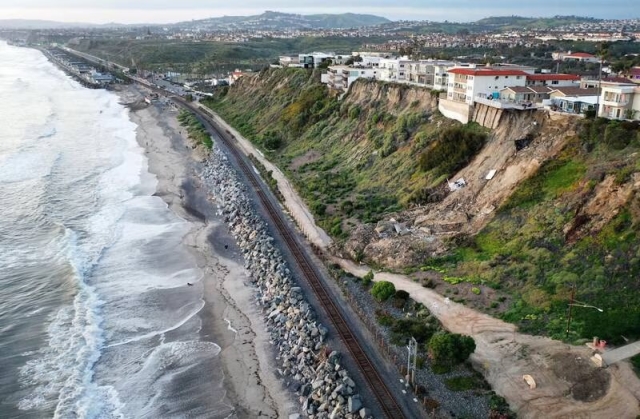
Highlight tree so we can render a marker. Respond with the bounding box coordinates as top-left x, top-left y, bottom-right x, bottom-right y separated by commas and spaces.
427, 332, 476, 367
371, 281, 396, 302
317, 59, 333, 69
